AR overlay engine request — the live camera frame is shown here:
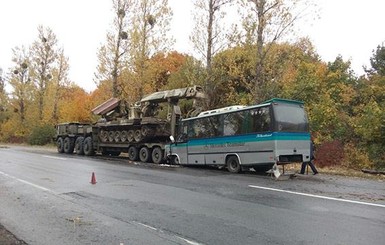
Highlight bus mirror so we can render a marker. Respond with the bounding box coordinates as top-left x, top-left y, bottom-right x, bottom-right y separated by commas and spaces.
170, 135, 175, 143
